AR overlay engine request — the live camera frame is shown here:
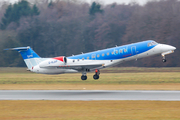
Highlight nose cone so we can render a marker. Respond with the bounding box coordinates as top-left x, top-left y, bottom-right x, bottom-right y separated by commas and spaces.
161, 44, 176, 51
171, 46, 176, 50
167, 45, 176, 51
